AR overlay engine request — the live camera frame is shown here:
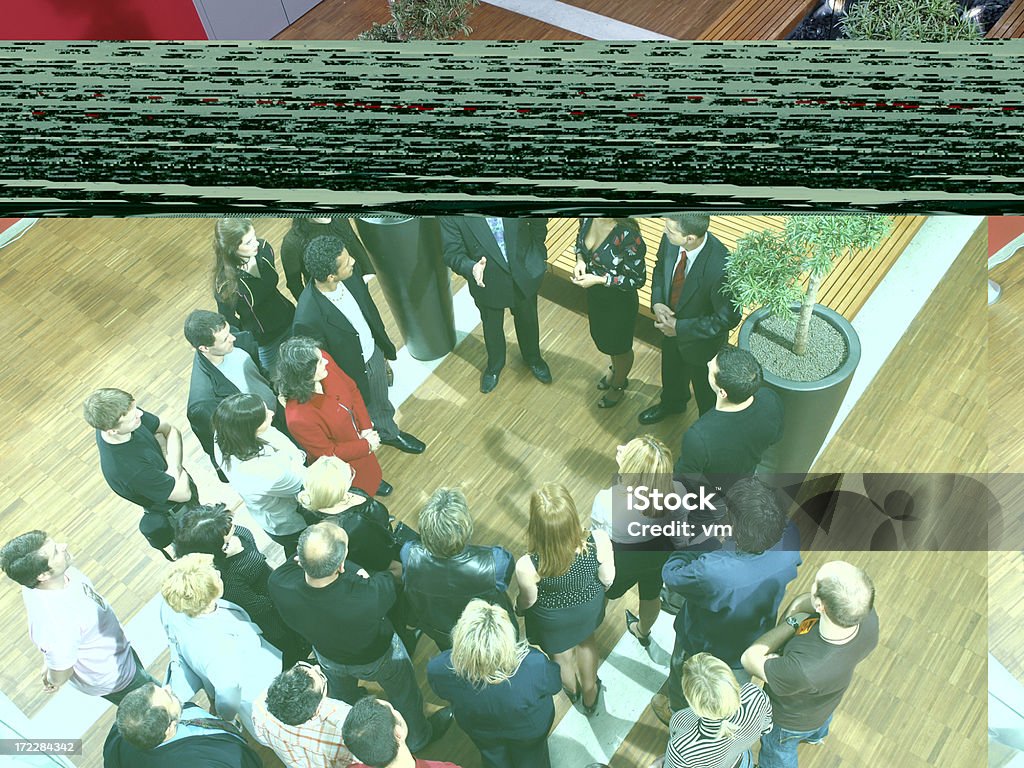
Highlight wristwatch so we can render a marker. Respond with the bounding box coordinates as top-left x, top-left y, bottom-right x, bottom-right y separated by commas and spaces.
785, 616, 803, 630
